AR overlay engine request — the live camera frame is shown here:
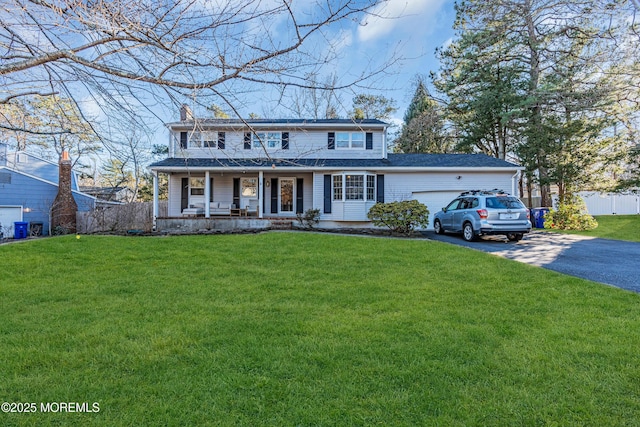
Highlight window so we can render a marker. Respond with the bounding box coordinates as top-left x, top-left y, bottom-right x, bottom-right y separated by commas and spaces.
202, 132, 216, 148
188, 131, 202, 148
366, 175, 376, 201
332, 173, 376, 201
196, 131, 225, 148
445, 199, 461, 211
486, 196, 525, 209
190, 178, 204, 195
336, 132, 365, 149
332, 175, 343, 201
345, 175, 364, 200
252, 132, 282, 149
241, 178, 257, 198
